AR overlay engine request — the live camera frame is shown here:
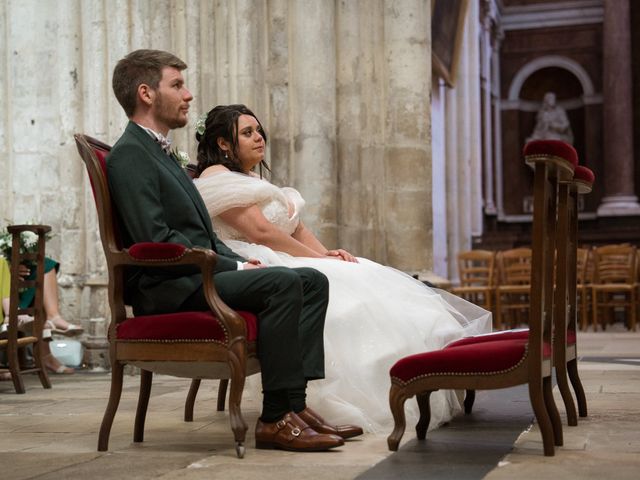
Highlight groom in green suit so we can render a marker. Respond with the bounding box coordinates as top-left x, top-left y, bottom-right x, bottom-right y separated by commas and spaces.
108, 50, 361, 452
